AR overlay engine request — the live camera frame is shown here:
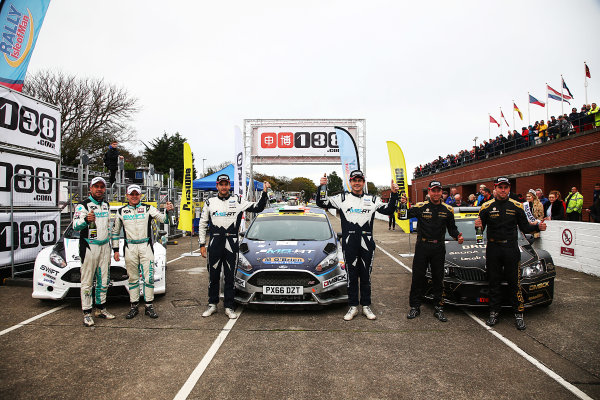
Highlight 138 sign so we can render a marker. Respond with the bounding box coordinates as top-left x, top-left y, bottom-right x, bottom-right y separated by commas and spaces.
0, 212, 60, 266
260, 131, 338, 149
0, 153, 57, 207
